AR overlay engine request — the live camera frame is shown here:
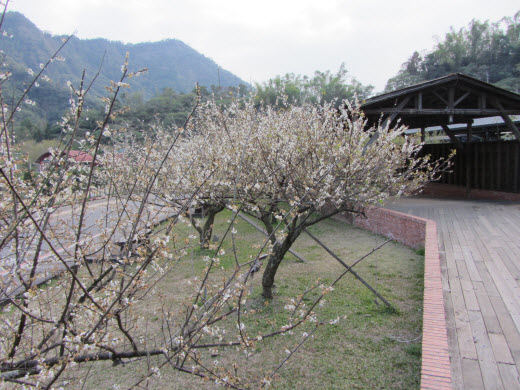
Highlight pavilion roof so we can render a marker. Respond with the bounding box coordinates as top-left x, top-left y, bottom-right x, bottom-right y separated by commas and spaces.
361, 73, 520, 130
